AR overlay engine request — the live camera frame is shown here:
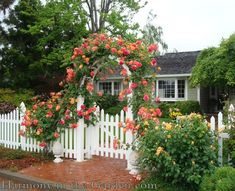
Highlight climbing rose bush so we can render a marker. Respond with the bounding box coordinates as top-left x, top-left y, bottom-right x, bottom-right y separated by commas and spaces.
21, 33, 159, 148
